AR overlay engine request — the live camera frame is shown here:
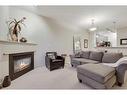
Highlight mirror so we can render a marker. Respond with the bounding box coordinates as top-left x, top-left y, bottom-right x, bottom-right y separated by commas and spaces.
92, 21, 127, 47
94, 28, 127, 47
96, 31, 117, 47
